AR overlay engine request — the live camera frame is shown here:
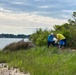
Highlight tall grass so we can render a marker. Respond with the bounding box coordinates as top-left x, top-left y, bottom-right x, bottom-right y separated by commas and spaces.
0, 46, 76, 75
